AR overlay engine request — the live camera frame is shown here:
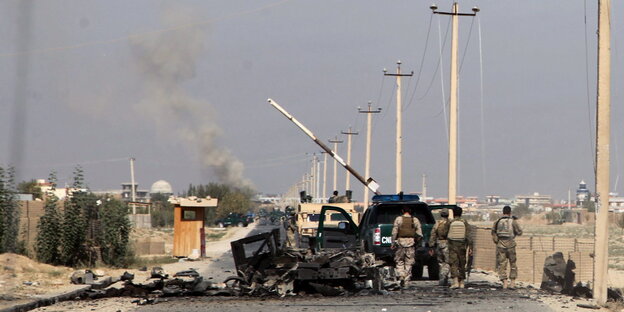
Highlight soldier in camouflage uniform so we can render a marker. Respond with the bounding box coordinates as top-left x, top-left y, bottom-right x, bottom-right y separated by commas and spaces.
391, 206, 423, 287
446, 206, 472, 289
283, 206, 298, 248
429, 208, 451, 286
492, 205, 523, 289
